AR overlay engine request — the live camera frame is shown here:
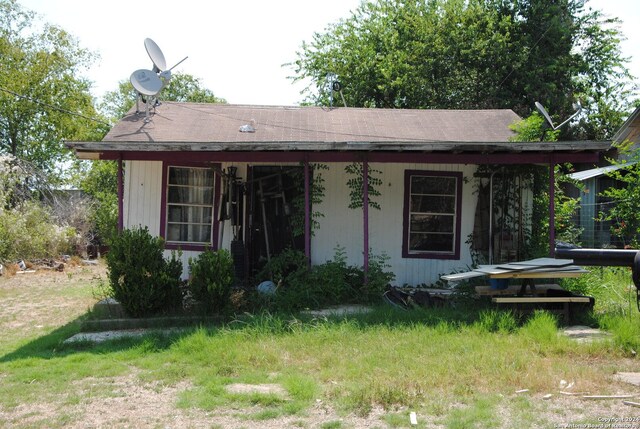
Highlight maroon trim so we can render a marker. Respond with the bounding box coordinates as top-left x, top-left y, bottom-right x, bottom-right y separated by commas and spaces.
402, 170, 463, 260
304, 158, 311, 266
549, 157, 556, 257
363, 159, 369, 283
159, 161, 221, 251
117, 154, 123, 232
97, 150, 601, 165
